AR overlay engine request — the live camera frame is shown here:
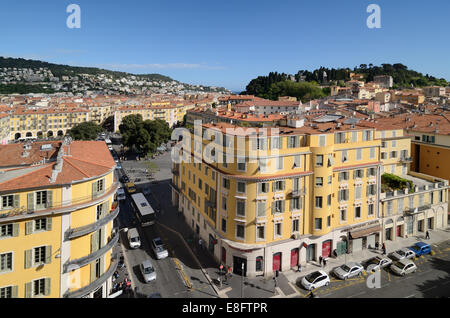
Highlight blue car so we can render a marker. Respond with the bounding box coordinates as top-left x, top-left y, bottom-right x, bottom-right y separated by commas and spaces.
408, 242, 431, 256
